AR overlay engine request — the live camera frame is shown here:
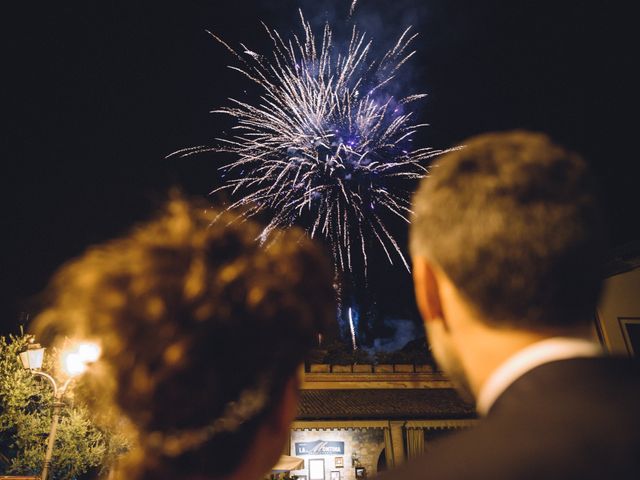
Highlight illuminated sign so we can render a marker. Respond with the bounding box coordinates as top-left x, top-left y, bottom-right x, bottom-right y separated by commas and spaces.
295, 440, 345, 456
